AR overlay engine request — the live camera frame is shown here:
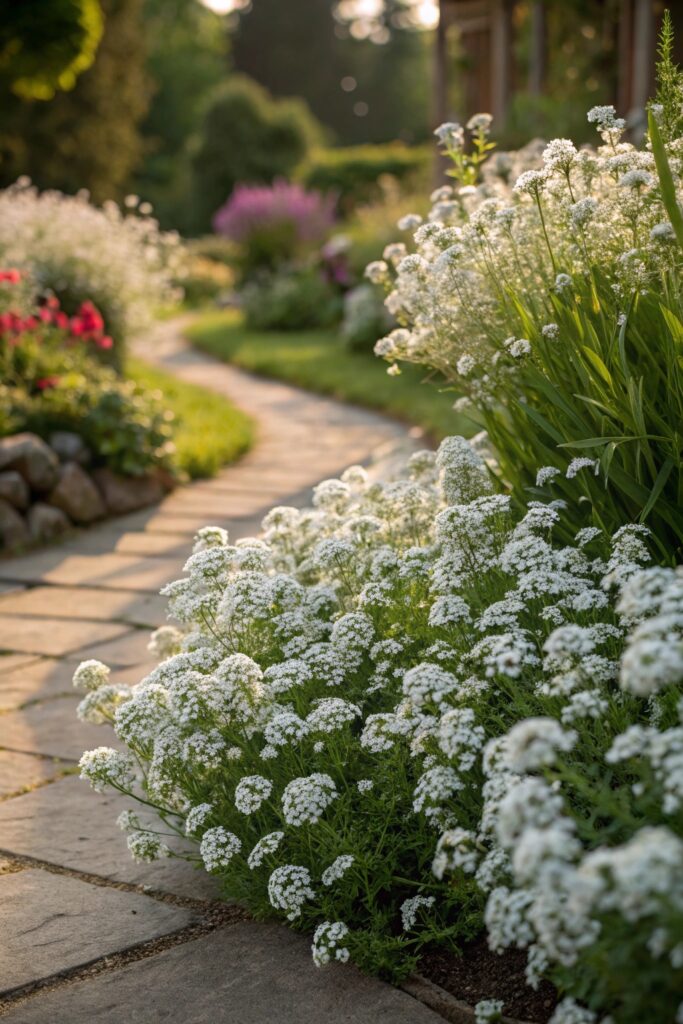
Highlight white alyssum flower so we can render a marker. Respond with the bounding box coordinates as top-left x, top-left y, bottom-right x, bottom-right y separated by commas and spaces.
504, 718, 577, 772
268, 864, 316, 920
474, 999, 504, 1024
234, 775, 273, 815
322, 854, 355, 886
401, 895, 435, 930
199, 827, 241, 872
281, 774, 338, 826
73, 660, 111, 692
247, 831, 284, 870
79, 747, 135, 792
312, 921, 350, 966
127, 830, 170, 863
